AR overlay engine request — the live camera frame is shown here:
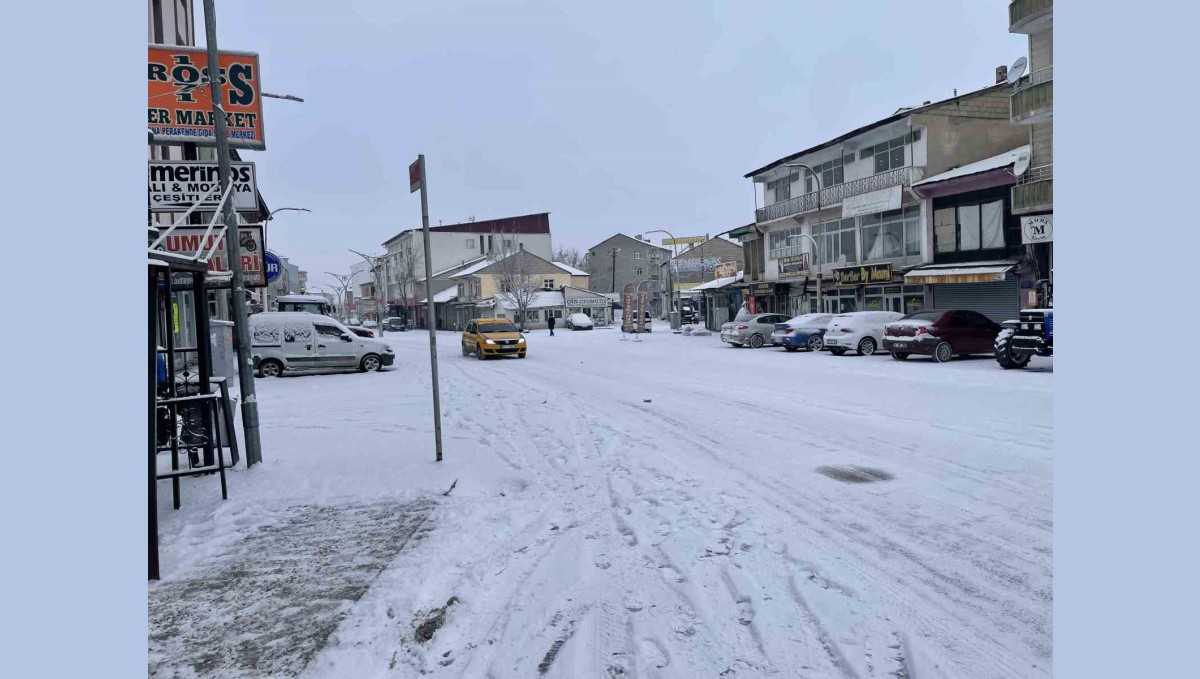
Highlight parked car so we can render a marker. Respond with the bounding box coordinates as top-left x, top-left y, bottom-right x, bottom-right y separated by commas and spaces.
384, 317, 407, 332
822, 311, 904, 356
720, 313, 791, 348
565, 313, 594, 330
461, 318, 527, 360
773, 313, 834, 352
346, 326, 376, 338
362, 319, 379, 328
250, 312, 394, 376
883, 309, 1002, 362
